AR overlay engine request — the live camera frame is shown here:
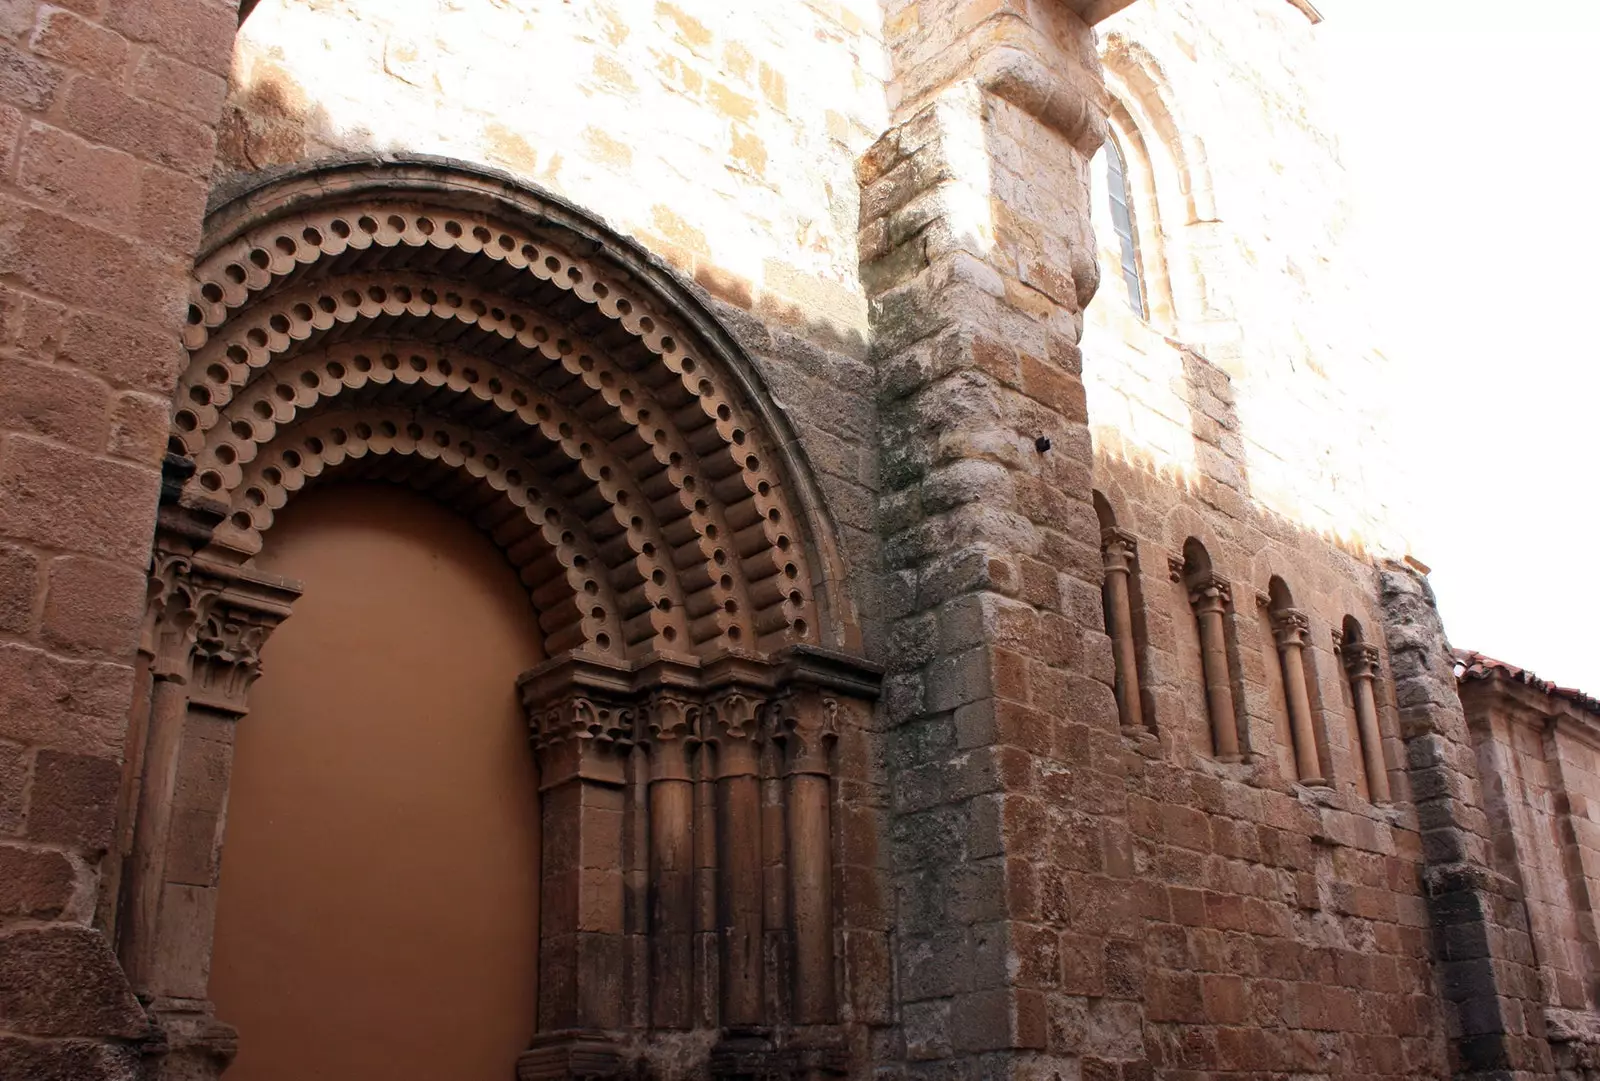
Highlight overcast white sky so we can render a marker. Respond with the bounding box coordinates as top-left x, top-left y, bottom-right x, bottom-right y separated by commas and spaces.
1311, 0, 1600, 691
